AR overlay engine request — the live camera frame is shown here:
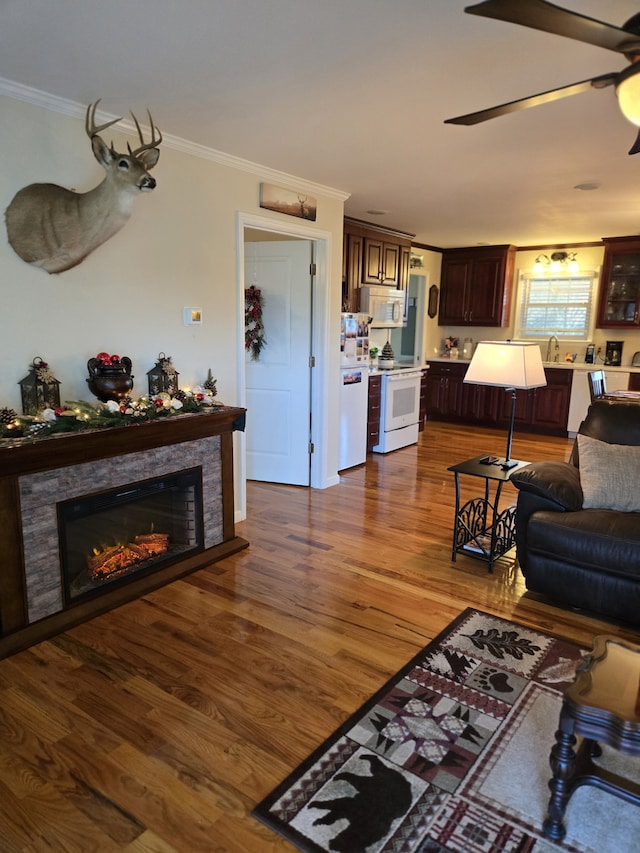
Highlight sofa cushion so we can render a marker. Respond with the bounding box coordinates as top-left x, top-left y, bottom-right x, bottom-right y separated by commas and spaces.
510, 461, 583, 511
527, 509, 640, 581
577, 434, 640, 512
